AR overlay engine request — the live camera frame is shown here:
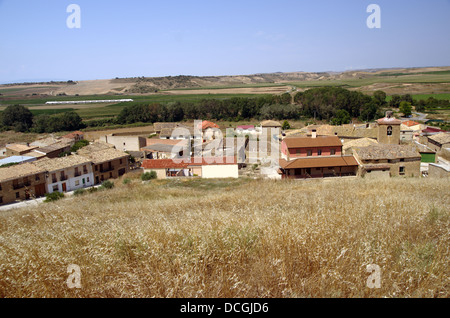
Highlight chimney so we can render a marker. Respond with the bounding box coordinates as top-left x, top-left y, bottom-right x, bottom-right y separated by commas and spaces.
311, 129, 317, 139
